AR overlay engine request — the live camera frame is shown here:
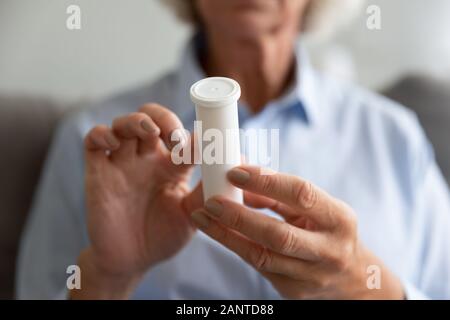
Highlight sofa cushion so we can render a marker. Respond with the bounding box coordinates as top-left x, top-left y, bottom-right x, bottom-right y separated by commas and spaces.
0, 96, 62, 299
